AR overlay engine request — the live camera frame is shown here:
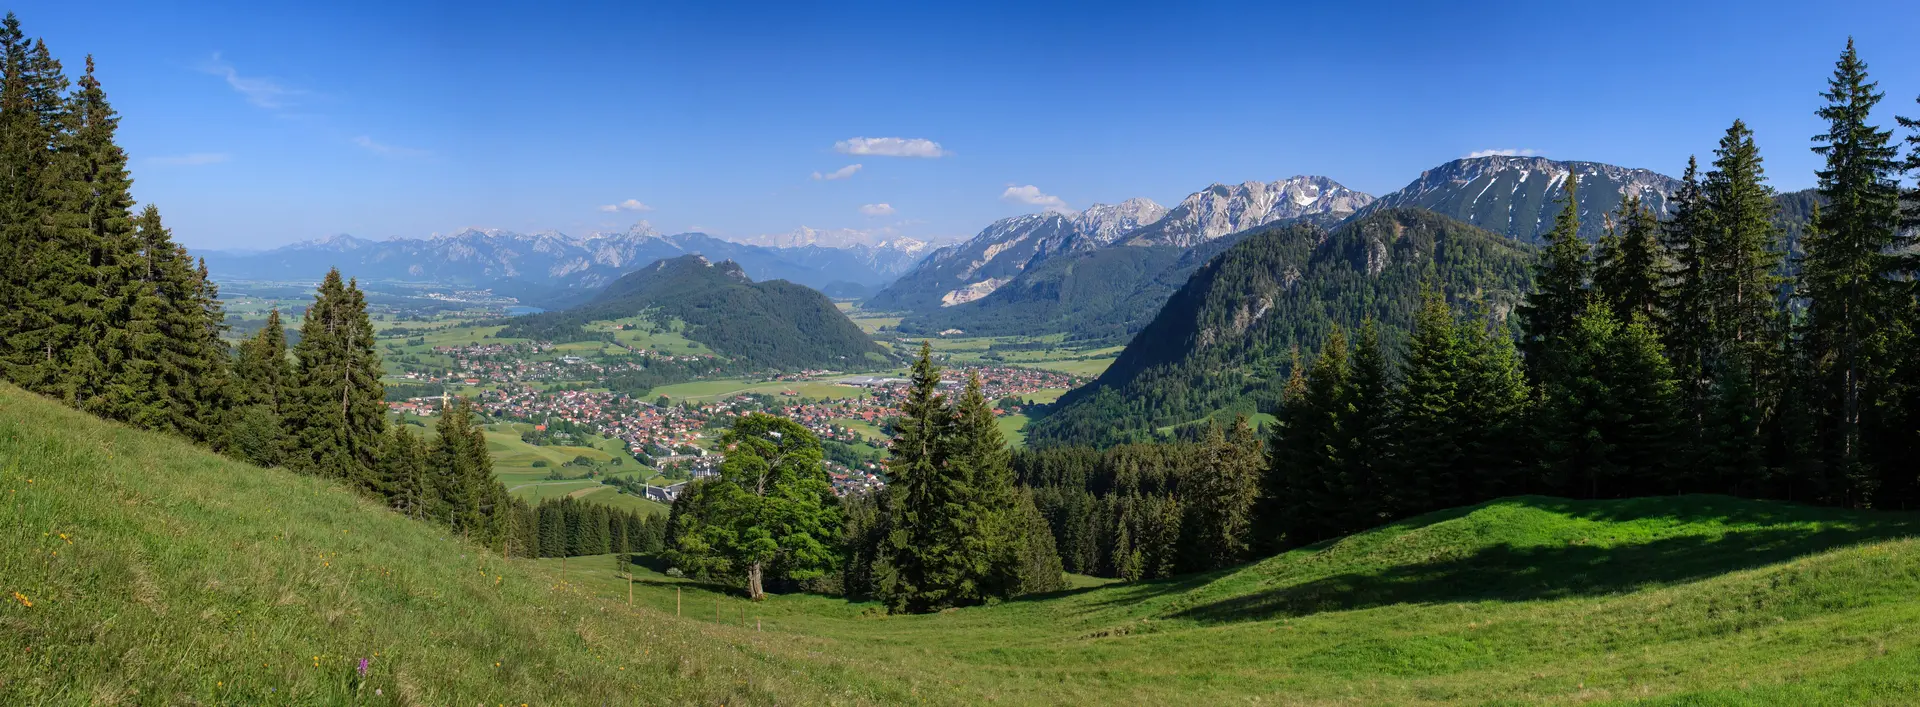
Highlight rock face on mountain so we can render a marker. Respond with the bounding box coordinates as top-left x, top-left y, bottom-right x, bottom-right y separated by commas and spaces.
1121, 176, 1374, 248
872, 177, 1373, 343
863, 205, 1156, 313
870, 177, 1372, 319
497, 254, 888, 370
1028, 208, 1536, 447
1355, 156, 1681, 243
198, 224, 932, 306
